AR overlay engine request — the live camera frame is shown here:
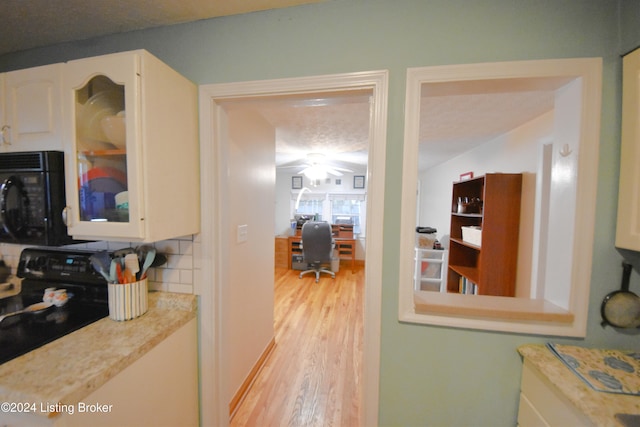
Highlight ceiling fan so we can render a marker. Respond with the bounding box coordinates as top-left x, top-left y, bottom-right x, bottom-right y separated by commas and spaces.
278, 153, 353, 179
